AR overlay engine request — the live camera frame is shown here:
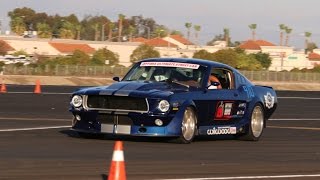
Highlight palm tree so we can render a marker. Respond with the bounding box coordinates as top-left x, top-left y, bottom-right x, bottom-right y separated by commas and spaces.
305, 31, 312, 53
36, 22, 52, 38
93, 23, 99, 41
193, 25, 201, 46
118, 14, 126, 42
11, 17, 26, 35
185, 22, 192, 41
108, 22, 115, 42
75, 24, 81, 40
279, 24, 286, 46
284, 27, 292, 46
248, 24, 257, 40
223, 28, 230, 47
155, 28, 165, 38
128, 25, 135, 42
59, 21, 75, 39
